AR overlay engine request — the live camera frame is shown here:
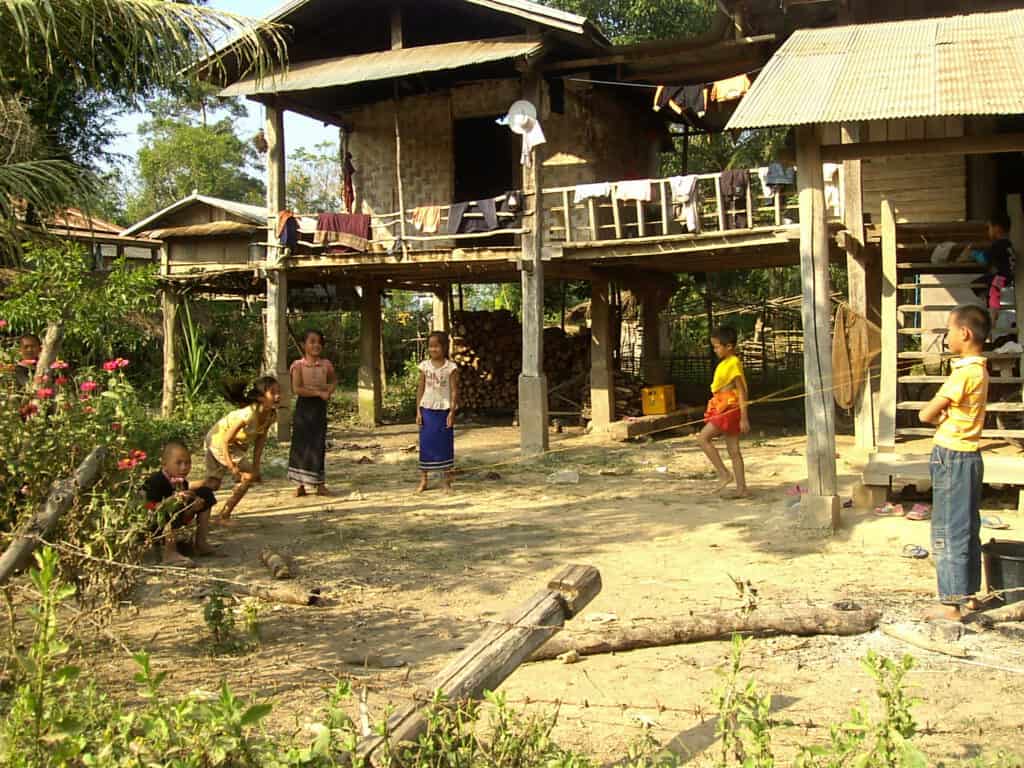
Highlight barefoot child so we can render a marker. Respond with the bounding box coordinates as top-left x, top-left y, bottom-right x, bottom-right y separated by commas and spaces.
697, 326, 750, 497
202, 376, 280, 525
416, 331, 459, 493
918, 305, 990, 621
144, 441, 216, 566
288, 330, 336, 497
